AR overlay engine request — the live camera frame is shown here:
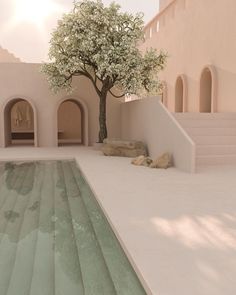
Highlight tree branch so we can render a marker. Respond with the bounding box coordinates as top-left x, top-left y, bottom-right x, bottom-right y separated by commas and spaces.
109, 89, 125, 98
76, 64, 101, 96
